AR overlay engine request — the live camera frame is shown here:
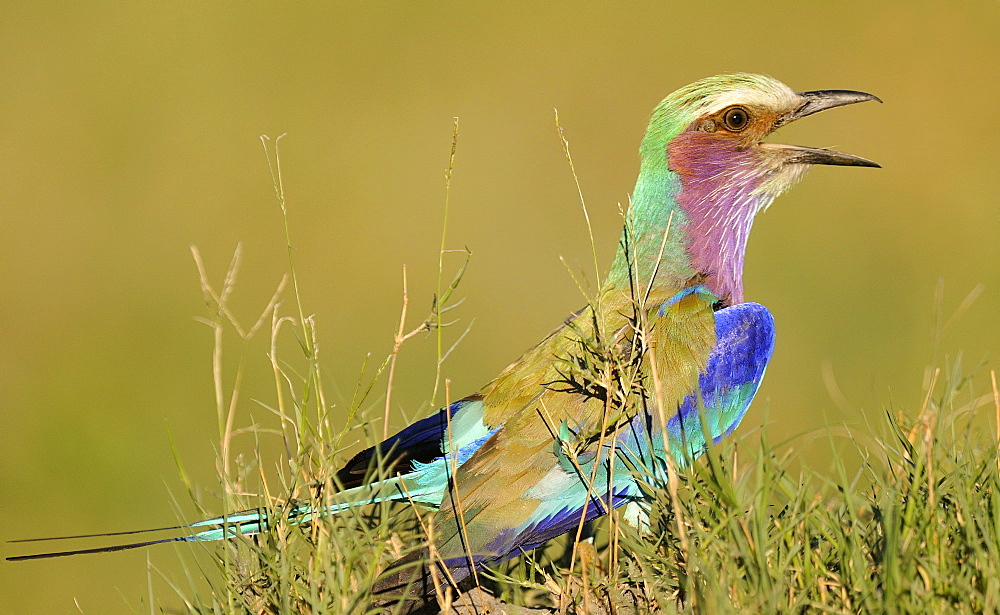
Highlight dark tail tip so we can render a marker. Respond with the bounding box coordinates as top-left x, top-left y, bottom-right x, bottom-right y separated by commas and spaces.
8, 524, 188, 544
7, 536, 186, 561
